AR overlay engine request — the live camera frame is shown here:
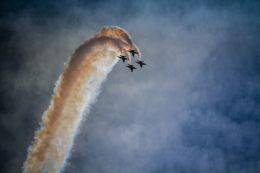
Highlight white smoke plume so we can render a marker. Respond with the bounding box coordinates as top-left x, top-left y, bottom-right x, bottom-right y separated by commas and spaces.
23, 26, 141, 173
